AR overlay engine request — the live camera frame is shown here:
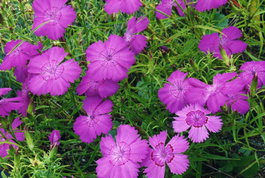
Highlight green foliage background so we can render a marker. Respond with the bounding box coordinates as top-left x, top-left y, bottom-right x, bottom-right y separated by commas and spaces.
0, 0, 264, 177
